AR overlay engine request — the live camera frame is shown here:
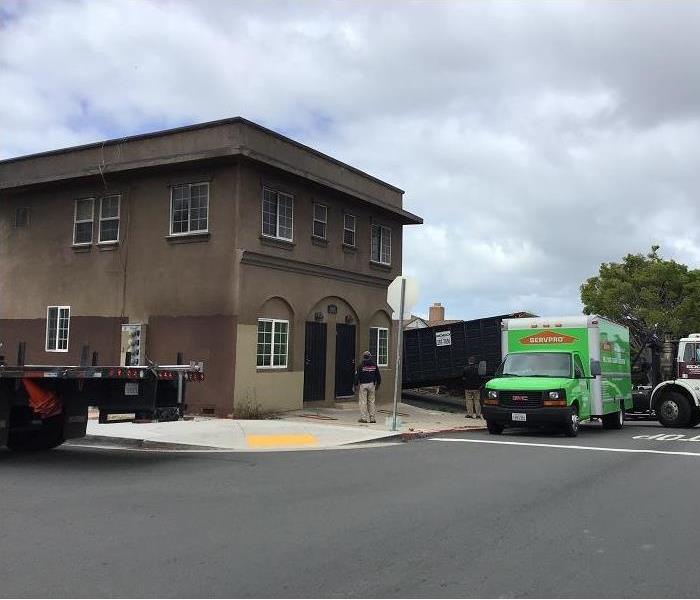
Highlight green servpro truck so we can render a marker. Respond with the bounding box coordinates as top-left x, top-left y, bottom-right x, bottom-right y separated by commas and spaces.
481, 315, 632, 437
